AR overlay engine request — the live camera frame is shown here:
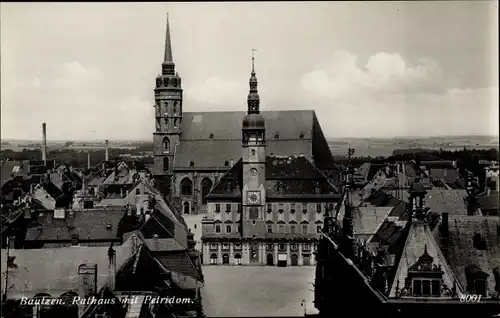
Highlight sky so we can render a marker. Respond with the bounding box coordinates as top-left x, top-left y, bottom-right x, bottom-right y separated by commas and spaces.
1, 2, 498, 141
